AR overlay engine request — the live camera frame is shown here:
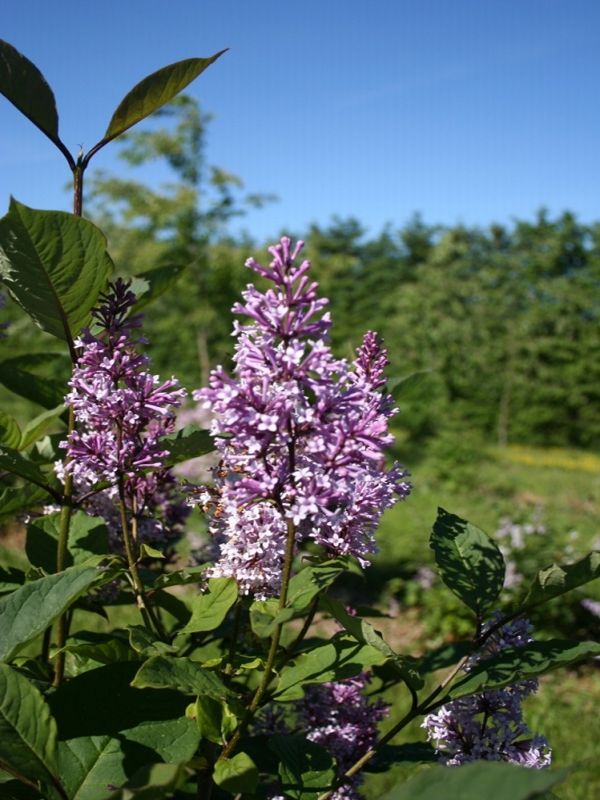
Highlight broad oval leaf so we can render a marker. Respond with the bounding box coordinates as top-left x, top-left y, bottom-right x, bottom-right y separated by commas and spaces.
0, 564, 107, 662
520, 551, 600, 611
430, 508, 505, 615
58, 735, 129, 800
0, 663, 60, 787
182, 577, 238, 633
131, 655, 232, 700
0, 40, 64, 150
446, 639, 600, 702
0, 200, 113, 343
286, 559, 348, 612
26, 512, 109, 573
381, 761, 567, 800
19, 405, 65, 451
103, 52, 227, 143
213, 752, 258, 795
268, 735, 335, 800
